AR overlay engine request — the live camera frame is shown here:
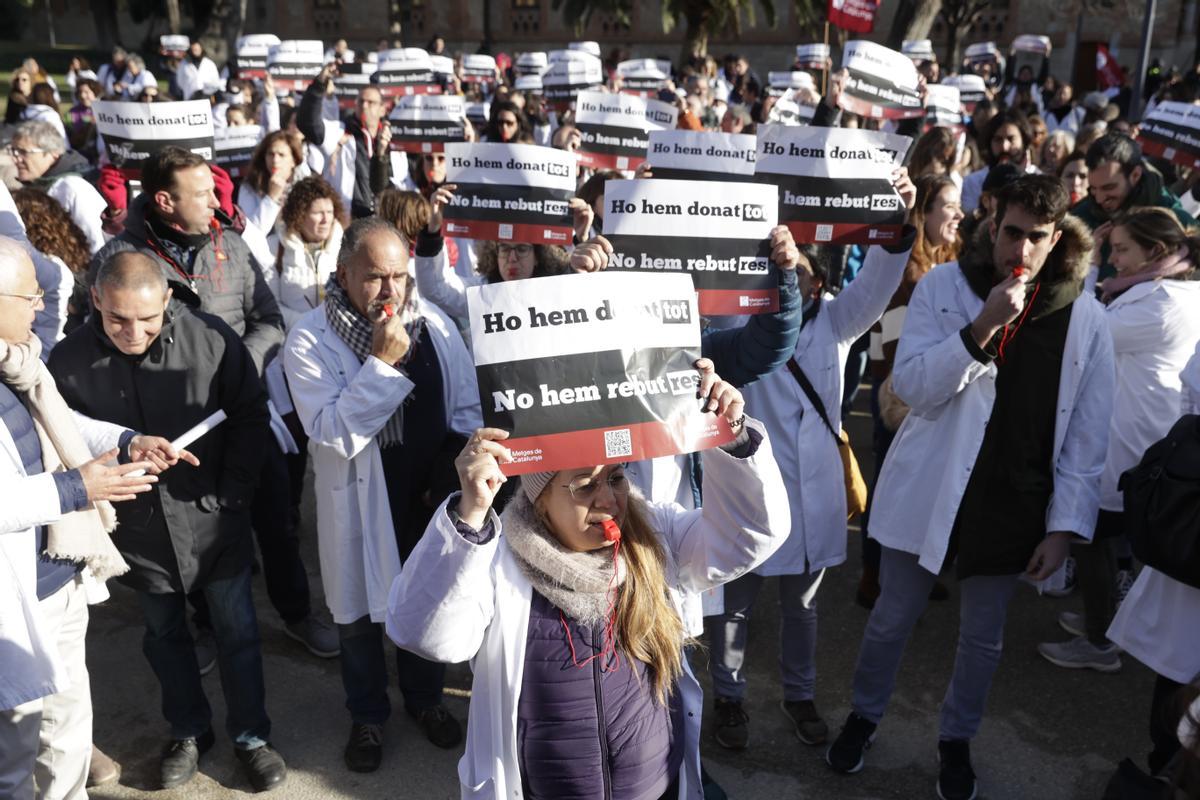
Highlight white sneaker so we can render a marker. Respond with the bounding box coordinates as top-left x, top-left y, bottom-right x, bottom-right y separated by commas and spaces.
1115, 569, 1135, 606
1057, 611, 1085, 637
1037, 636, 1122, 672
